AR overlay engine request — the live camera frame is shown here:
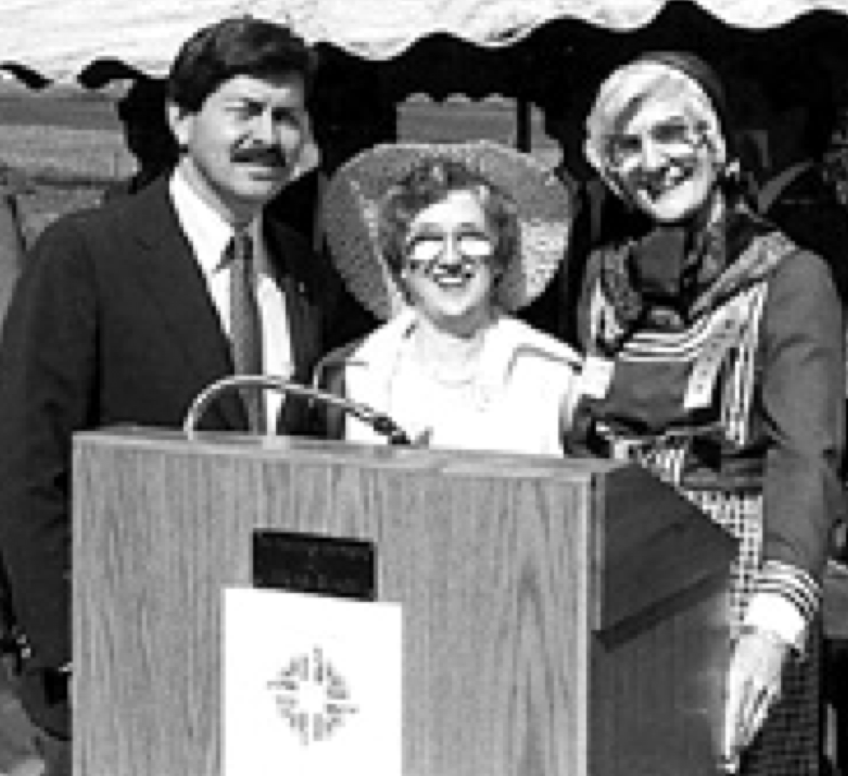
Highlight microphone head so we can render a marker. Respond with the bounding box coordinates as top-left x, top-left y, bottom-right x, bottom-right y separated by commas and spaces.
369, 414, 411, 446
